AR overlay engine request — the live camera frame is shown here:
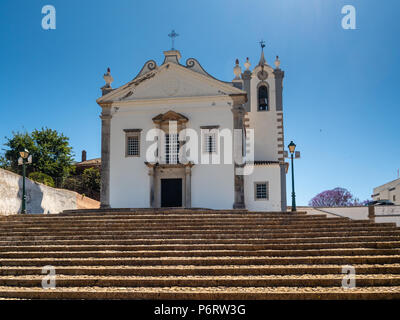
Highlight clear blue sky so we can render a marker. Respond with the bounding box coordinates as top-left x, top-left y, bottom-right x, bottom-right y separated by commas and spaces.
1, 0, 399, 205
